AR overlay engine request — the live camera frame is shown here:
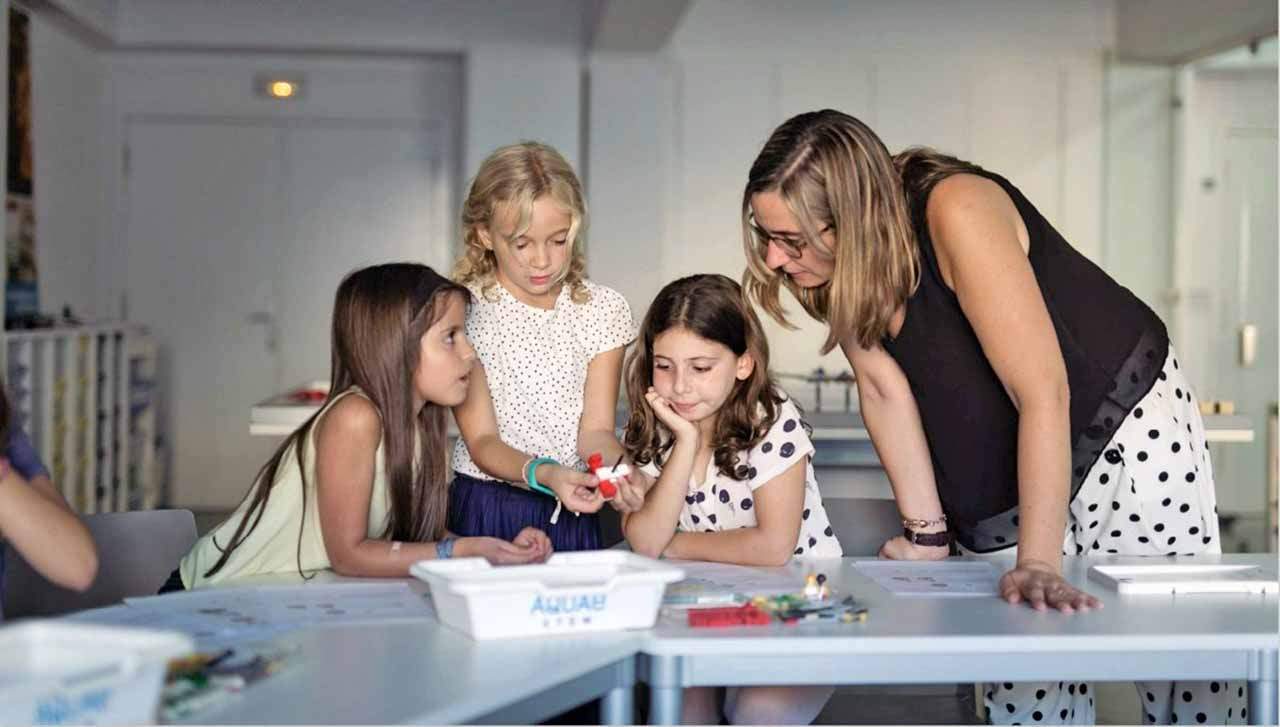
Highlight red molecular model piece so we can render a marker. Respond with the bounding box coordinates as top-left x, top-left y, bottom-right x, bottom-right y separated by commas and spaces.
687, 604, 772, 628
587, 452, 621, 499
